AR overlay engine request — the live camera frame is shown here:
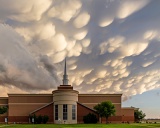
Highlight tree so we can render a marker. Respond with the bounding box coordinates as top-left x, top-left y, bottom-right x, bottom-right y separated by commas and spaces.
94, 101, 116, 123
0, 106, 8, 115
134, 109, 146, 122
